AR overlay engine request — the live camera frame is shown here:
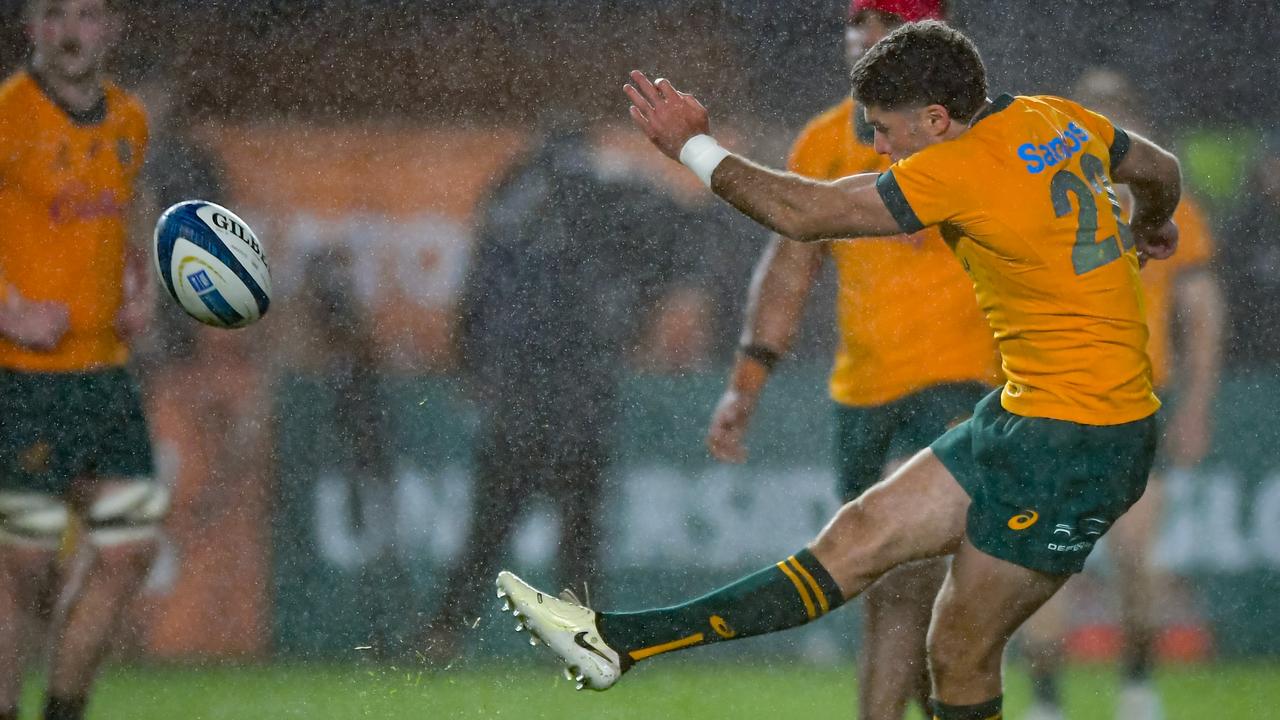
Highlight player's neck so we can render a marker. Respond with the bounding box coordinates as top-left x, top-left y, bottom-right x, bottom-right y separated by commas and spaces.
941, 118, 973, 142
942, 99, 989, 141
29, 60, 105, 115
